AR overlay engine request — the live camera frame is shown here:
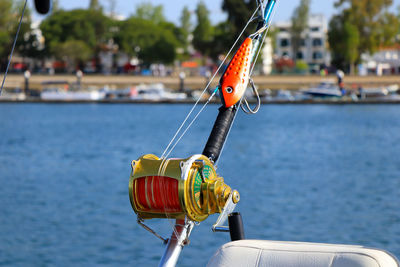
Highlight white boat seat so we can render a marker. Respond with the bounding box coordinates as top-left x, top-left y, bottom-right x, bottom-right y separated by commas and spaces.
207, 240, 399, 267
